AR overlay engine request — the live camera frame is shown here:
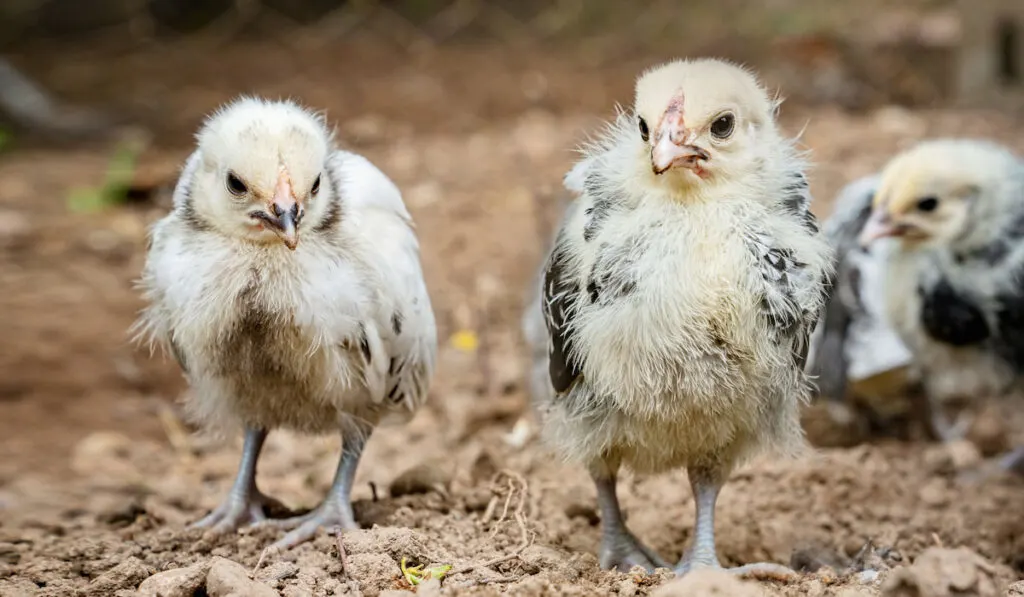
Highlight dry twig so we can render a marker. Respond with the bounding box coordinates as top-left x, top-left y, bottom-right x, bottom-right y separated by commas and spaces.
335, 527, 349, 579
